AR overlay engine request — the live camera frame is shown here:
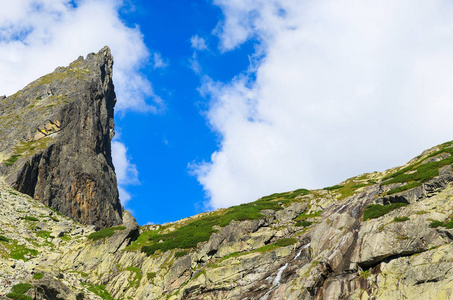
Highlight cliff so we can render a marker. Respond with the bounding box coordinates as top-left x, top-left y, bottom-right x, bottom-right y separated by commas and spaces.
0, 47, 123, 228
1, 48, 453, 299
